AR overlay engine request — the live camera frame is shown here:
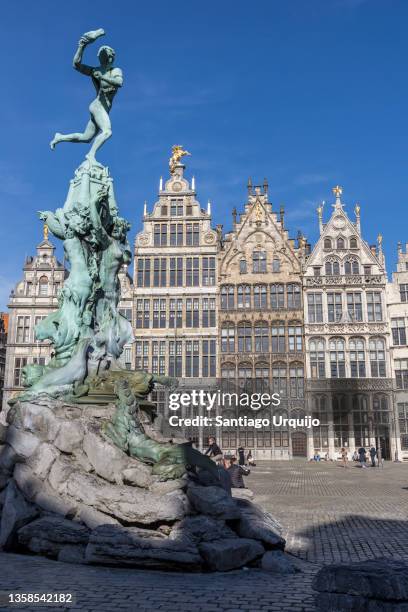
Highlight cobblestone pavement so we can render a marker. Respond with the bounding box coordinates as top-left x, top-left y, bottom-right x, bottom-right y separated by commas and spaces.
250, 460, 408, 564
0, 461, 407, 611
